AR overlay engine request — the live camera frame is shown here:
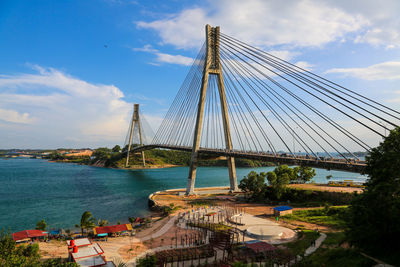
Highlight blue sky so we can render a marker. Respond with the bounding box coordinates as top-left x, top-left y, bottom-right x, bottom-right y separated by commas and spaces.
0, 0, 399, 149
